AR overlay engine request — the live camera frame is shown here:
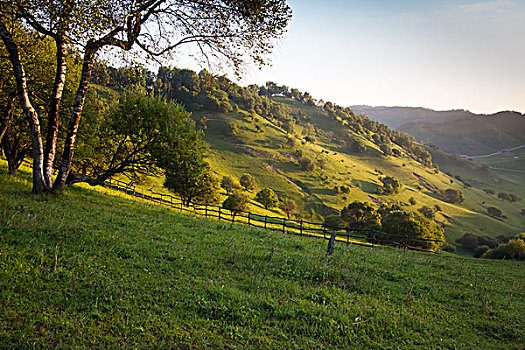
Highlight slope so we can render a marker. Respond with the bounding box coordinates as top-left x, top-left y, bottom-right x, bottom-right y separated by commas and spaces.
1, 167, 523, 348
